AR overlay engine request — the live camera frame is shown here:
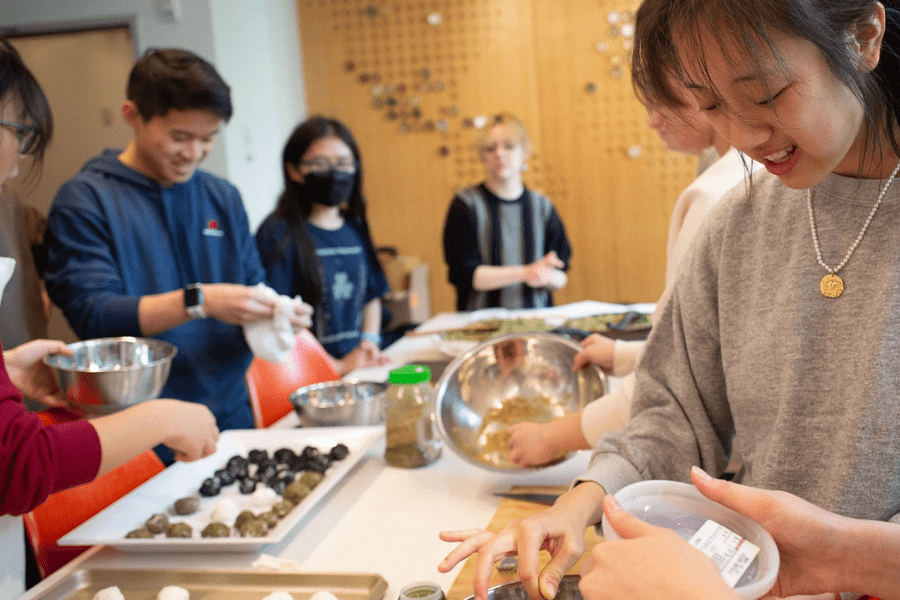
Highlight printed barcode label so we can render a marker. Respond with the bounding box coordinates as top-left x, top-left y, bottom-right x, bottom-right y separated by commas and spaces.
688, 519, 760, 587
